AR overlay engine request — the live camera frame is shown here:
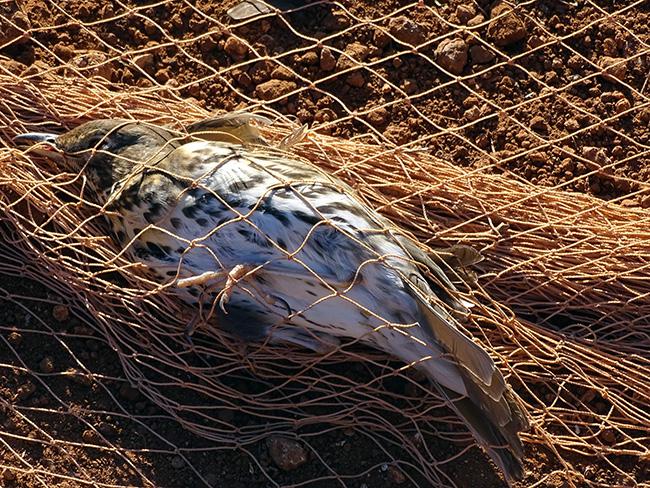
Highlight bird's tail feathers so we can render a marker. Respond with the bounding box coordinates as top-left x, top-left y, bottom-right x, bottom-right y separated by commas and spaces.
410, 285, 529, 481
